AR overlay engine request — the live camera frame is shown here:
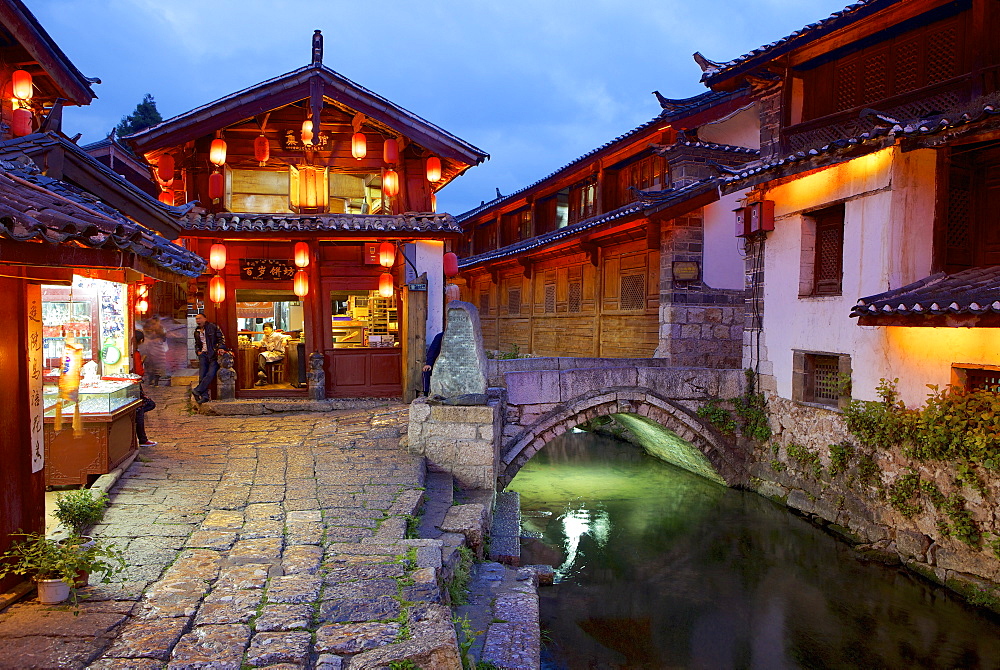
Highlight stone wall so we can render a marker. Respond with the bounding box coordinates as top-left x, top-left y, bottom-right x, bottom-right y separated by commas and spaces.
407, 398, 502, 491
752, 395, 1000, 596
